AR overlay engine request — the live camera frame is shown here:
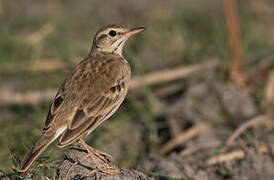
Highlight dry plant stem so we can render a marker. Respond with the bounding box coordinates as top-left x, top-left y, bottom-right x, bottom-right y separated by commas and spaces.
31, 59, 68, 72
265, 70, 274, 104
0, 59, 68, 73
226, 115, 274, 145
0, 89, 56, 105
206, 145, 269, 165
0, 59, 219, 105
245, 60, 274, 91
179, 141, 221, 157
157, 122, 211, 155
129, 59, 219, 89
154, 83, 183, 97
223, 0, 245, 88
